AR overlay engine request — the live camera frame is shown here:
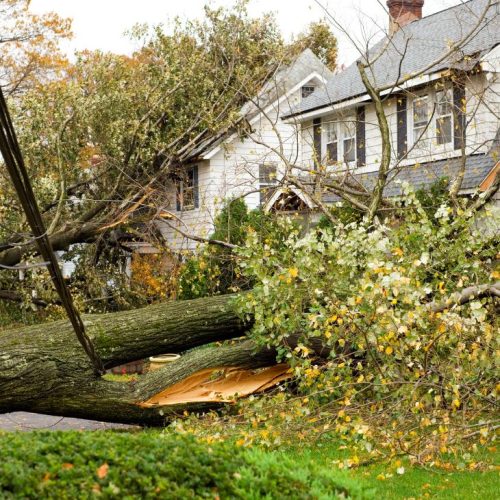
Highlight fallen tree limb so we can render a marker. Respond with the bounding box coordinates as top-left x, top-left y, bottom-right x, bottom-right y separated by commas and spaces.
0, 294, 269, 424
429, 281, 500, 313
0, 289, 52, 307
